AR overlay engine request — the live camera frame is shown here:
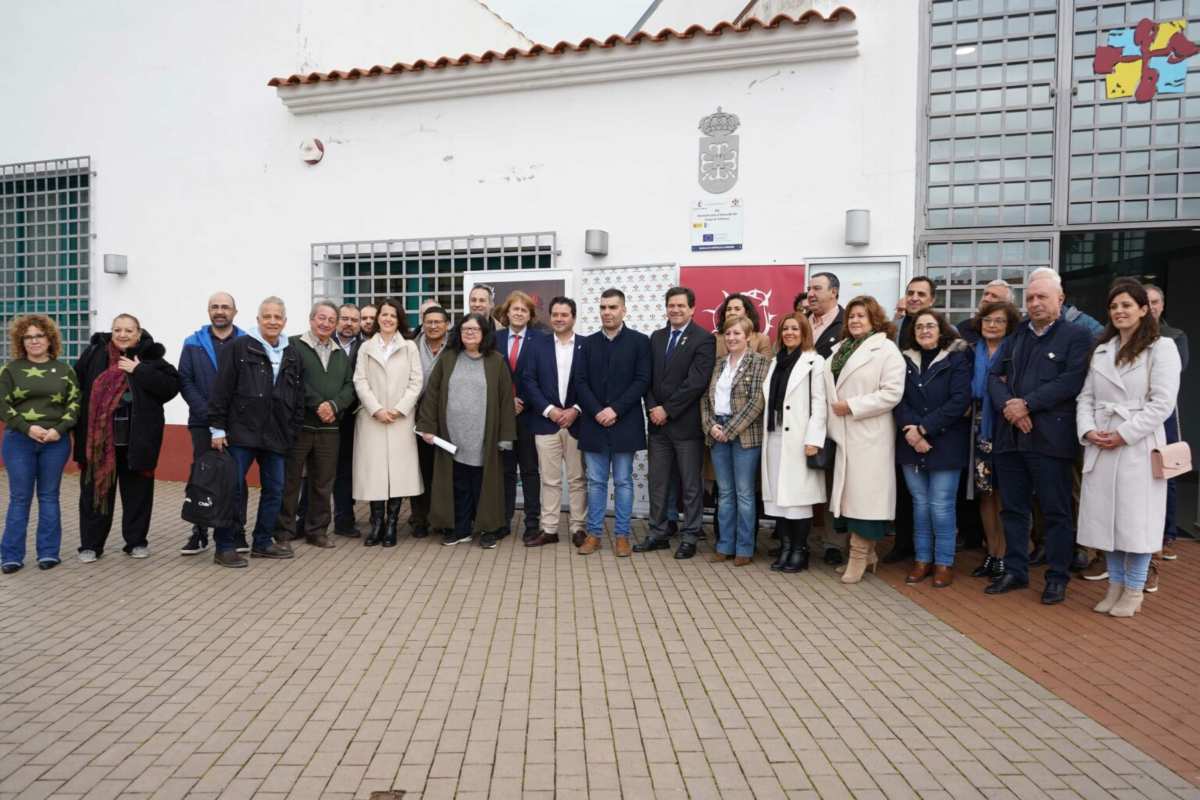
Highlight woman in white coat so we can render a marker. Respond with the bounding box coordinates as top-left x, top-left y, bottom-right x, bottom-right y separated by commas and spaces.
823, 296, 906, 584
1078, 280, 1181, 618
353, 298, 425, 547
761, 313, 827, 573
